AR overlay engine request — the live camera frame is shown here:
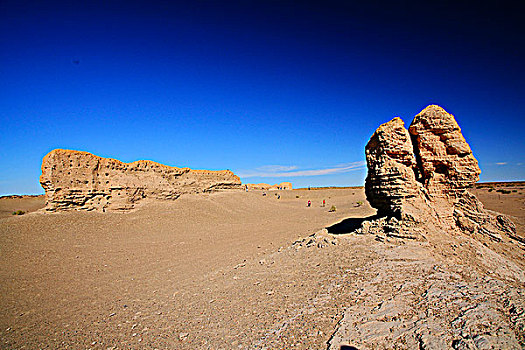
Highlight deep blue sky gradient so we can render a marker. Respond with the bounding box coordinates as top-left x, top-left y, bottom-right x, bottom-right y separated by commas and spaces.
1, 0, 524, 194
